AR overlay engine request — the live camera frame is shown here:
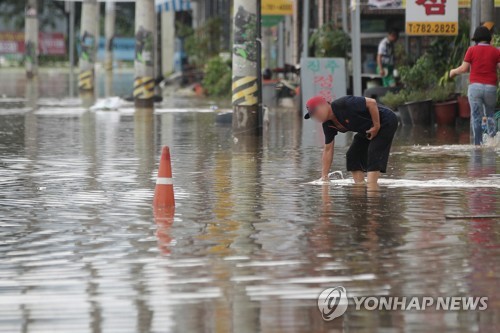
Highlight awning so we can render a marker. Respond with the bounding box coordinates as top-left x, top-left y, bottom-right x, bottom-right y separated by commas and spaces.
155, 0, 191, 12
